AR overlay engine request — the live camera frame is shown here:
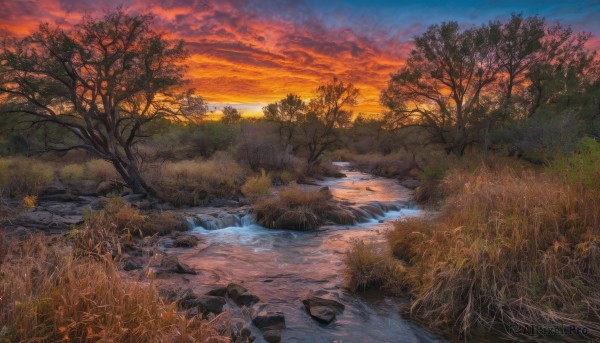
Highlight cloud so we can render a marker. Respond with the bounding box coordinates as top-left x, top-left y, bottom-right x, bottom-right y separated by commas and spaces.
0, 0, 598, 115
